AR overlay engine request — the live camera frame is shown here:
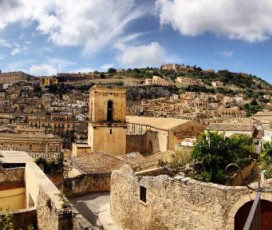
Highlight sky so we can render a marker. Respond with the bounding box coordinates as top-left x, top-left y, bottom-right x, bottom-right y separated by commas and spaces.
1, 0, 272, 83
